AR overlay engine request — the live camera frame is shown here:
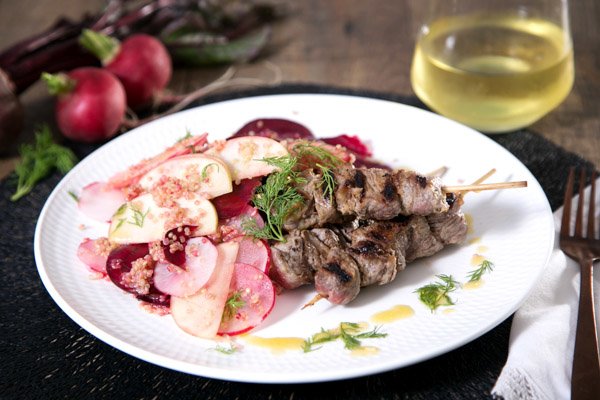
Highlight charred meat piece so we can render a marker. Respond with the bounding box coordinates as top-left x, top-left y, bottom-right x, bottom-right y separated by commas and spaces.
270, 209, 468, 305
284, 167, 449, 230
